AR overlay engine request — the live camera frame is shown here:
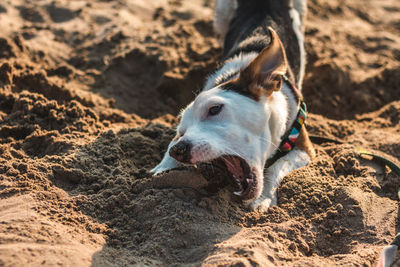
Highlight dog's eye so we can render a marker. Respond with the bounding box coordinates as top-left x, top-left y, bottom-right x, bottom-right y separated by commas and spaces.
208, 104, 223, 116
